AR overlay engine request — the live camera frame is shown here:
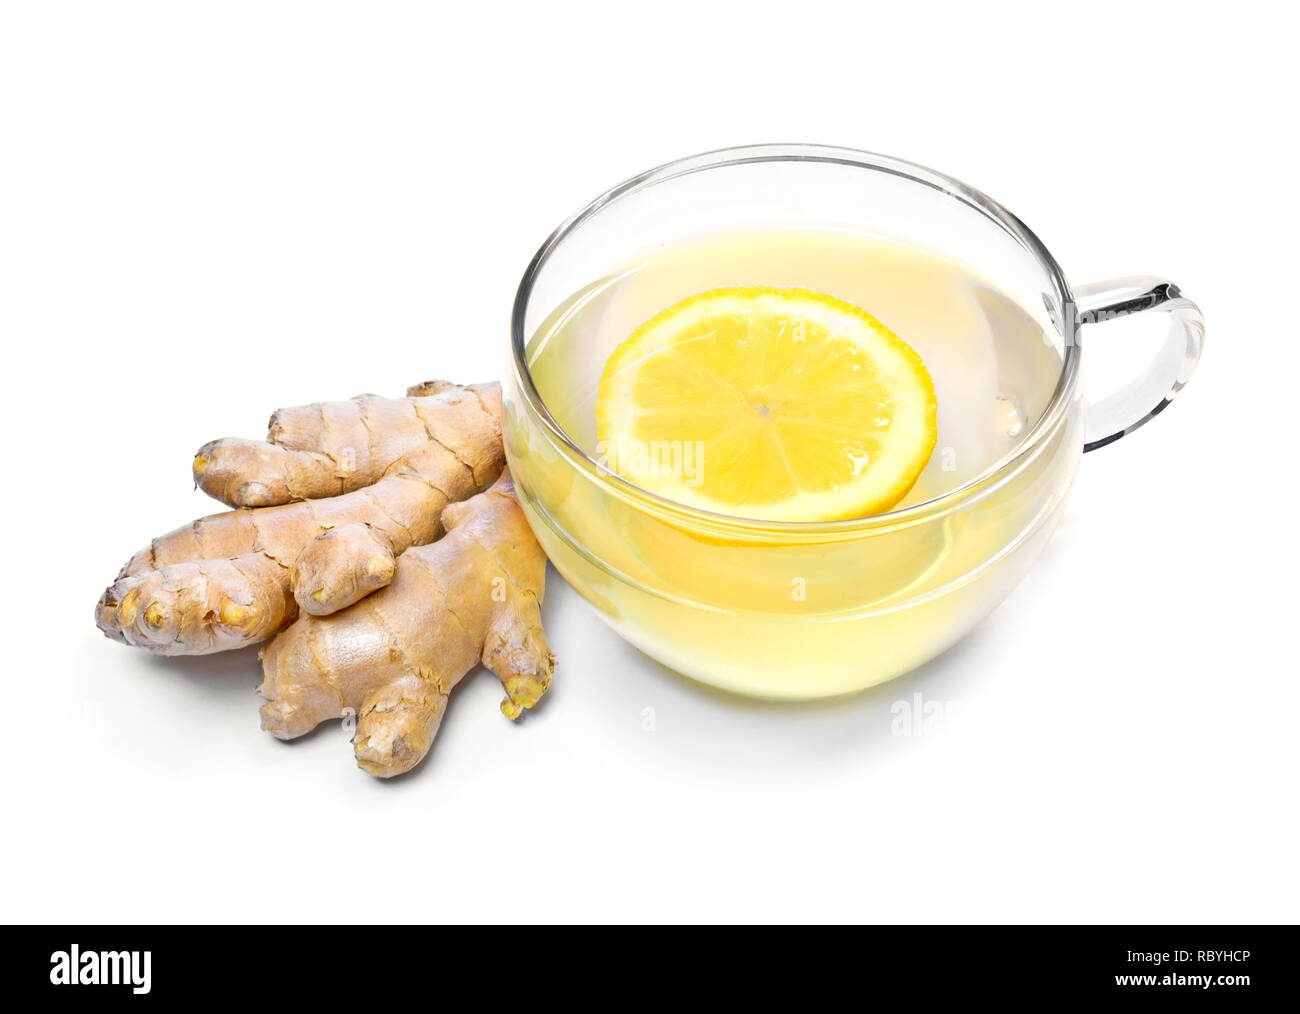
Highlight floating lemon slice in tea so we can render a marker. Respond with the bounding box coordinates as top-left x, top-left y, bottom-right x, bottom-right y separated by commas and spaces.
595, 287, 938, 522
